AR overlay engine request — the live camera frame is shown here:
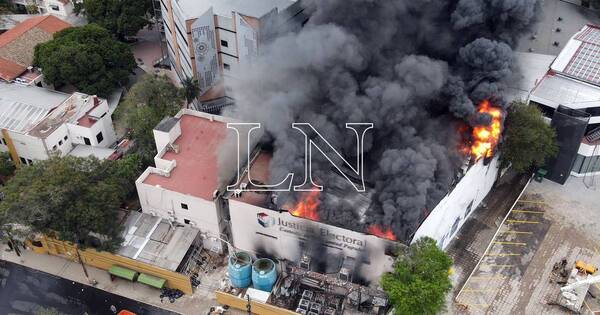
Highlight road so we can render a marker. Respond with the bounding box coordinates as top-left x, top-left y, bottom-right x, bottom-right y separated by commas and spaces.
0, 260, 177, 315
